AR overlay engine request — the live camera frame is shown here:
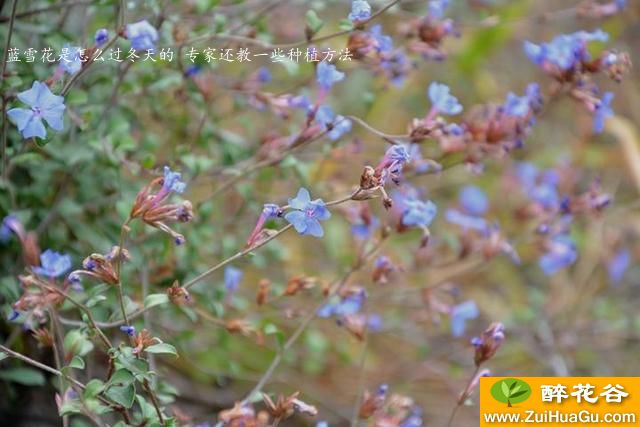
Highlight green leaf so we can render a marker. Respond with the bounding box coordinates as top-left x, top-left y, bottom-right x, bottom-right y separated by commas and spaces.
305, 10, 324, 34
105, 384, 136, 408
510, 385, 521, 395
0, 367, 45, 386
0, 352, 7, 362
64, 330, 94, 358
501, 381, 510, 398
145, 343, 178, 357
69, 355, 85, 370
144, 293, 170, 309
84, 379, 105, 398
108, 369, 135, 386
510, 390, 528, 399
